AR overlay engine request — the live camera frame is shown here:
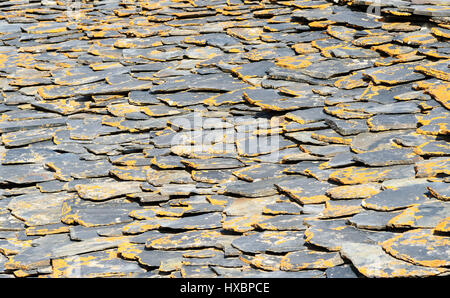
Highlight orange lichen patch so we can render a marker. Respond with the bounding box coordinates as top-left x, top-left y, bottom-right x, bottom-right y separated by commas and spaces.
311, 39, 342, 57
117, 242, 143, 260
425, 82, 450, 109
147, 230, 222, 250
231, 164, 260, 181
289, 1, 332, 9
390, 51, 424, 64
417, 111, 449, 126
326, 26, 357, 41
311, 132, 353, 145
110, 155, 145, 167
280, 250, 344, 271
141, 1, 163, 10
0, 239, 33, 256
128, 208, 160, 220
334, 72, 367, 89
219, 8, 247, 16
222, 214, 268, 233
419, 48, 450, 59
414, 80, 442, 91
277, 86, 310, 97
226, 47, 245, 53
381, 22, 420, 32
124, 27, 166, 38
37, 99, 91, 115
386, 205, 423, 228
416, 111, 449, 135
88, 47, 123, 59
74, 181, 141, 201
242, 48, 276, 61
381, 229, 450, 268
44, 161, 71, 181
101, 116, 136, 133
374, 59, 400, 68
384, 9, 412, 16
400, 33, 438, 45
325, 184, 381, 199
51, 248, 141, 278
171, 145, 235, 159
114, 8, 137, 17
291, 43, 319, 54
13, 270, 35, 278
427, 186, 450, 202
358, 83, 392, 101
5, 254, 51, 272
226, 27, 263, 41
417, 101, 438, 111
203, 88, 246, 106
431, 27, 450, 39
329, 167, 396, 185
287, 193, 329, 205
416, 122, 450, 136
0, 52, 34, 69
110, 166, 151, 181
229, 67, 260, 85
205, 195, 229, 206
232, 251, 253, 266
275, 55, 315, 69
437, 23, 450, 29
249, 254, 282, 271
319, 200, 363, 219
414, 141, 450, 156
363, 62, 424, 85
17, 45, 50, 55
415, 157, 450, 178
308, 20, 336, 28
324, 106, 371, 120
36, 85, 73, 100
59, 212, 80, 227
352, 35, 391, 47
89, 62, 122, 71
340, 242, 447, 278
121, 220, 162, 234
371, 43, 414, 56
415, 60, 450, 82
26, 22, 68, 34
434, 217, 450, 233
25, 225, 70, 236
303, 228, 315, 243
154, 206, 193, 217
184, 35, 207, 45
